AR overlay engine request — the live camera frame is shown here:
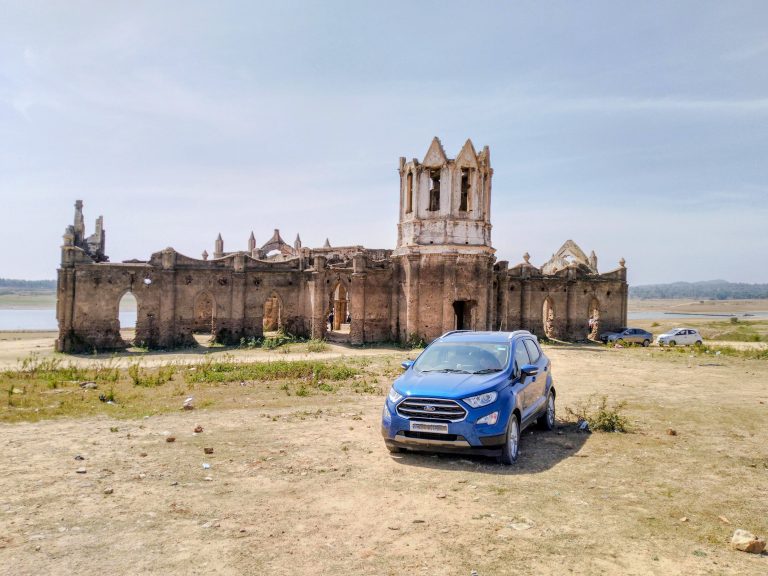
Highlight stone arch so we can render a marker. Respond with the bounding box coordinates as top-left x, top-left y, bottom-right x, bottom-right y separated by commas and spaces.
328, 280, 350, 333
192, 290, 215, 334
263, 291, 284, 332
117, 290, 138, 345
542, 296, 555, 339
588, 297, 601, 340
